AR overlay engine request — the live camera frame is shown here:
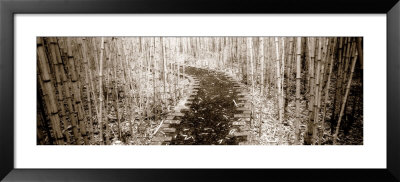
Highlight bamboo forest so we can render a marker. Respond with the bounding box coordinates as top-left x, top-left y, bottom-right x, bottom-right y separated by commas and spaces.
37, 37, 363, 145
